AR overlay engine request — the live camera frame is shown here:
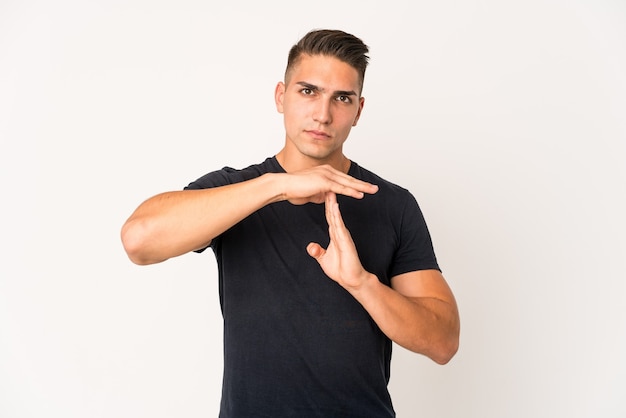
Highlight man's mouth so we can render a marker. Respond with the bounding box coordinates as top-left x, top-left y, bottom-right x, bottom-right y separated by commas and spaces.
306, 130, 331, 140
